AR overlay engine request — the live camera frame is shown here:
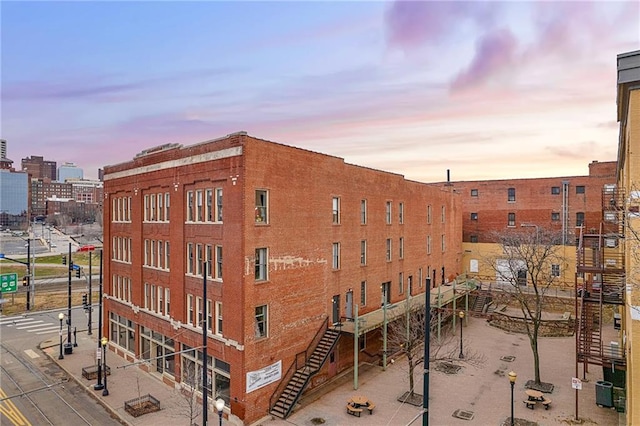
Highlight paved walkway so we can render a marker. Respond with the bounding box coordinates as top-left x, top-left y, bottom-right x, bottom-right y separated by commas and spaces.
40, 315, 624, 426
